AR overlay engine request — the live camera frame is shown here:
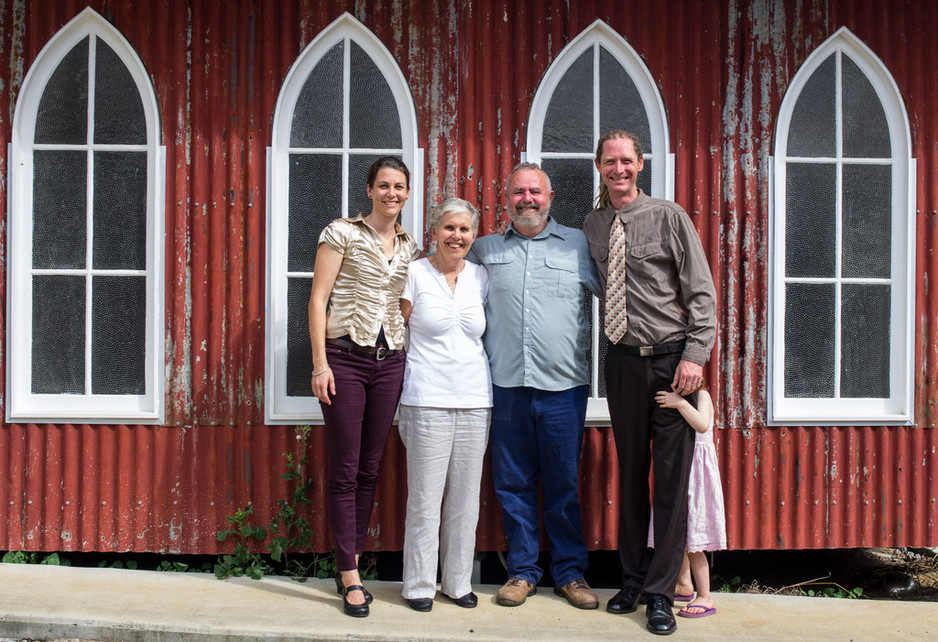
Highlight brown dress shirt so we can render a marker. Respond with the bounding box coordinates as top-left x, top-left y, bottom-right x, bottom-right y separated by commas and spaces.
582, 190, 716, 366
